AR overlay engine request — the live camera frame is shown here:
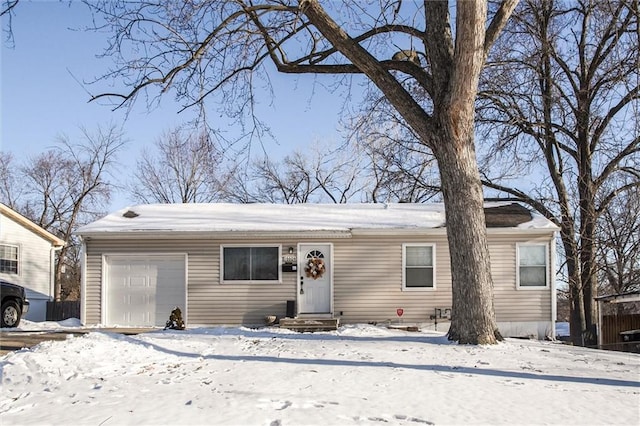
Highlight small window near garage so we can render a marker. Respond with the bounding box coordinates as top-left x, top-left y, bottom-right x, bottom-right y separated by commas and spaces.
403, 243, 435, 290
517, 243, 548, 288
222, 246, 280, 283
0, 244, 18, 274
